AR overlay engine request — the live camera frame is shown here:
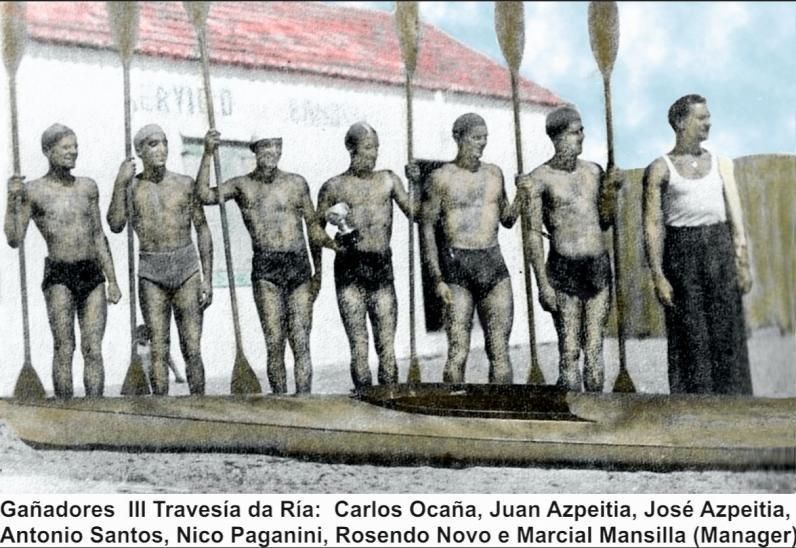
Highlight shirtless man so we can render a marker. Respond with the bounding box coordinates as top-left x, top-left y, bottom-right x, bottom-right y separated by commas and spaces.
517, 107, 622, 392
107, 124, 212, 395
421, 113, 517, 384
317, 122, 416, 389
199, 130, 332, 394
4, 124, 121, 398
